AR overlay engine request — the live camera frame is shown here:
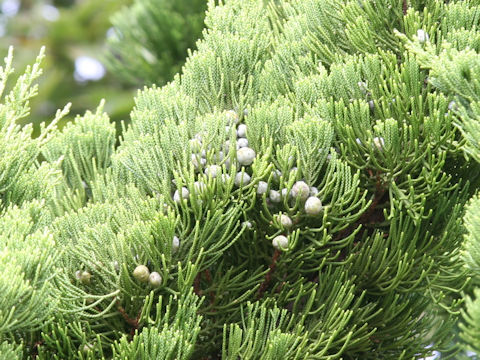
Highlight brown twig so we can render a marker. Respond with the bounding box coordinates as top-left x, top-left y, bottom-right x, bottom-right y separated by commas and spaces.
257, 249, 281, 299
370, 335, 381, 344
31, 340, 44, 359
116, 300, 140, 339
358, 171, 386, 225
330, 170, 387, 262
194, 273, 202, 296
203, 269, 216, 306
402, 0, 408, 15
